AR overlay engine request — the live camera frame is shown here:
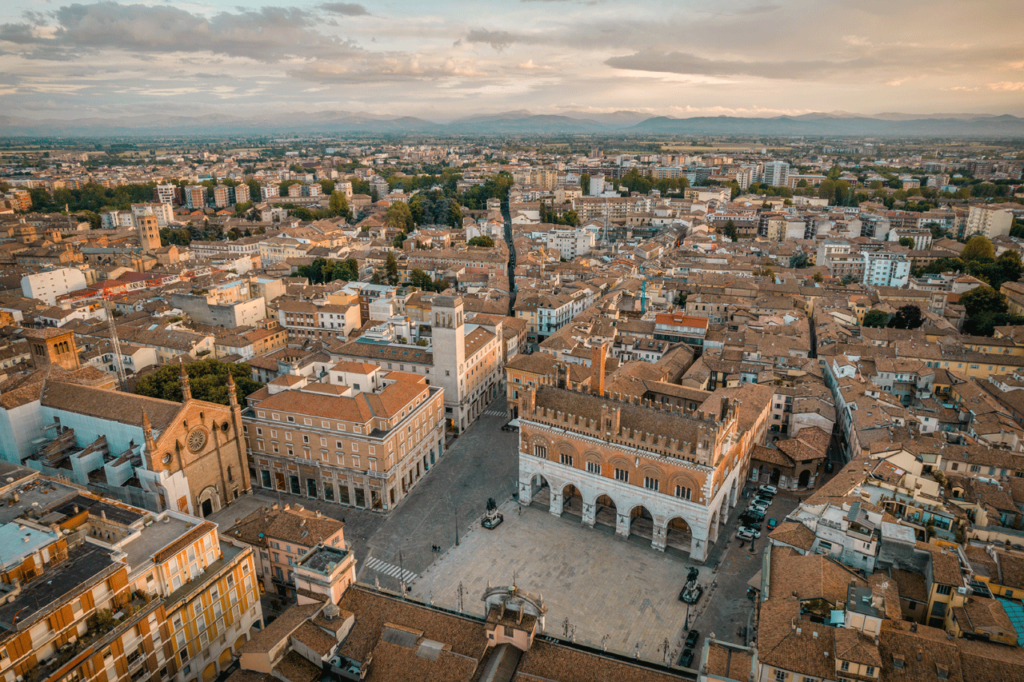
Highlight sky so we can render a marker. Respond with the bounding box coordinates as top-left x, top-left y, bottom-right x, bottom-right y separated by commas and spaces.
1, 0, 1023, 122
